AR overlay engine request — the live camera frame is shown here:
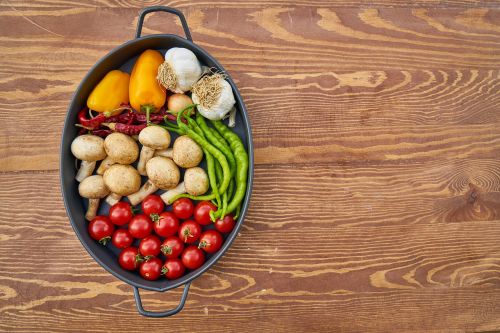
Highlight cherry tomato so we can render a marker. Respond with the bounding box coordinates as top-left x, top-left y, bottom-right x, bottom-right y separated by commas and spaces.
172, 198, 194, 219
194, 201, 217, 225
112, 229, 133, 249
139, 257, 162, 281
139, 235, 161, 257
141, 194, 164, 216
198, 230, 223, 254
109, 202, 133, 226
214, 215, 236, 234
161, 236, 184, 259
181, 246, 205, 270
162, 258, 185, 280
88, 216, 114, 245
152, 212, 179, 237
178, 220, 201, 244
128, 214, 153, 239
119, 247, 140, 271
